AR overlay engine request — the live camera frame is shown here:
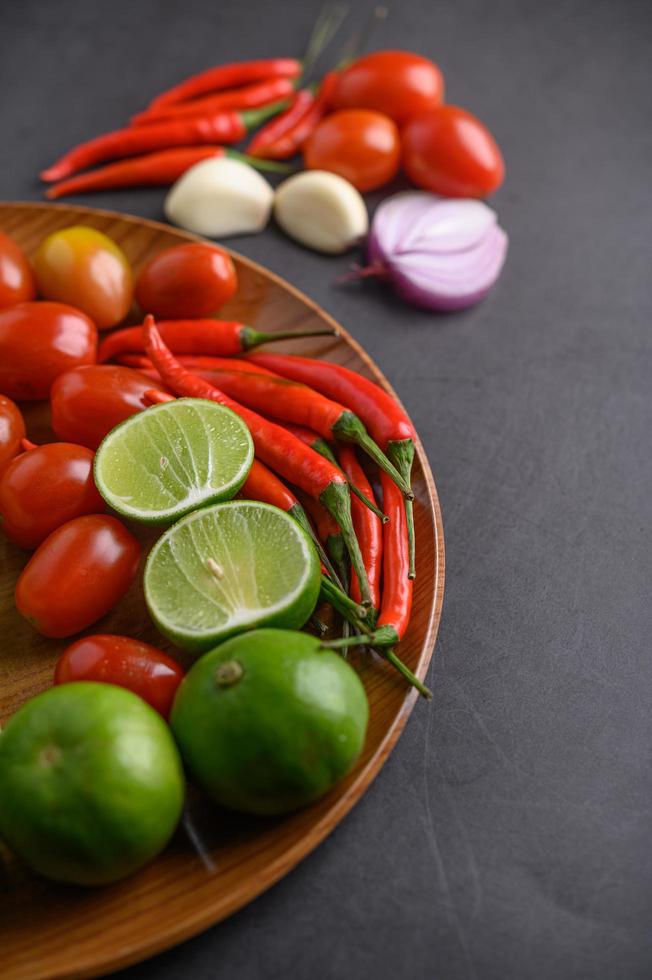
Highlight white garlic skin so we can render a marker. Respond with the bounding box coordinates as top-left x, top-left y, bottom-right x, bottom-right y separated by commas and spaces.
274, 170, 369, 255
164, 157, 273, 238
